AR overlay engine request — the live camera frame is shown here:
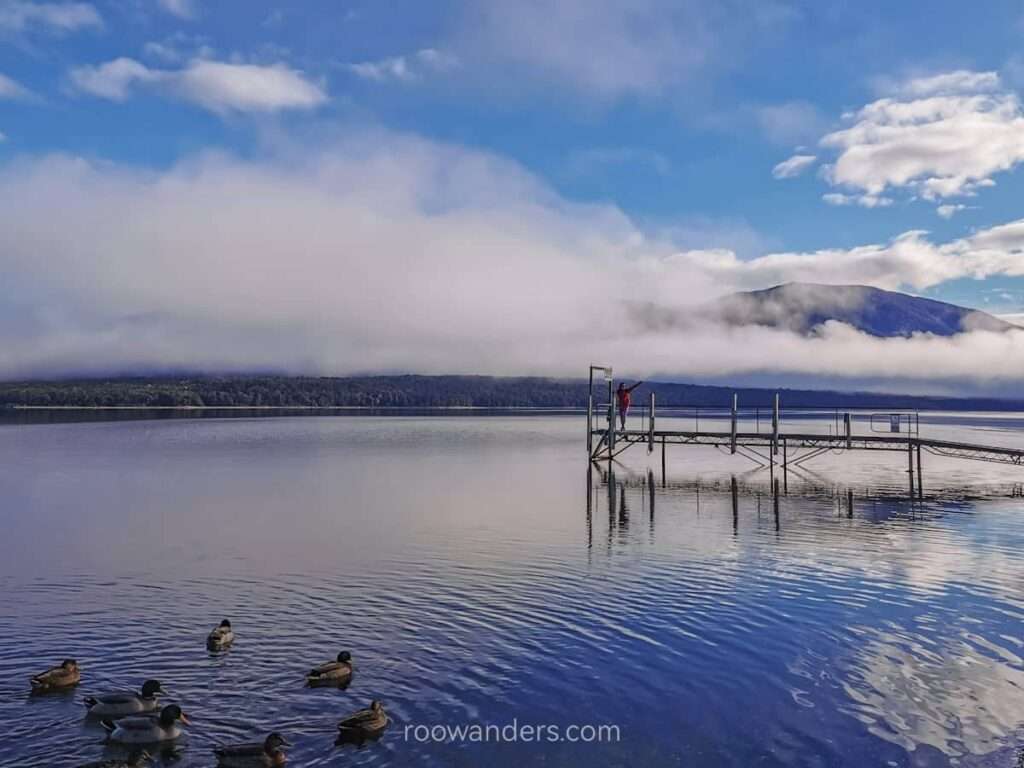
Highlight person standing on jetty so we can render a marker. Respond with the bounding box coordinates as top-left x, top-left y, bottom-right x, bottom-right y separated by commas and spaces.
616, 380, 644, 429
